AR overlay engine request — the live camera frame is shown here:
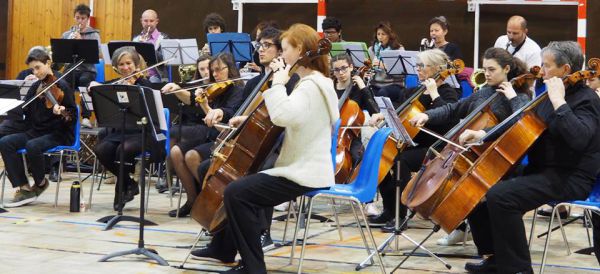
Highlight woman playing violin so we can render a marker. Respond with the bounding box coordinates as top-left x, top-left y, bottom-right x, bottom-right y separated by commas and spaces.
92, 46, 164, 211
367, 49, 461, 228
457, 41, 600, 274
408, 47, 532, 245
161, 52, 243, 217
0, 49, 76, 208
